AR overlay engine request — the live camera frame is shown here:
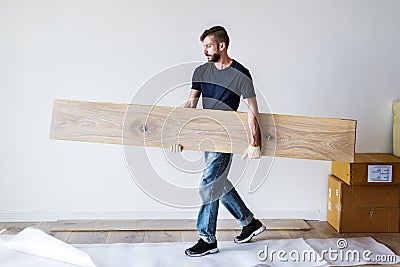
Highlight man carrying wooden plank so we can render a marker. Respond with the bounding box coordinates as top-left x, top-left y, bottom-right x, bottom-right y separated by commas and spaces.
171, 26, 266, 257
